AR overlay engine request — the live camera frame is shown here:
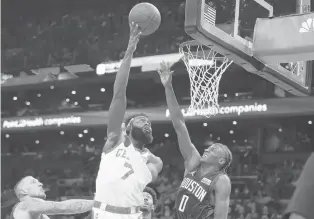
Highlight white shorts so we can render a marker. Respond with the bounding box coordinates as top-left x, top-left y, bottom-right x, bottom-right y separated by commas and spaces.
92, 207, 143, 219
